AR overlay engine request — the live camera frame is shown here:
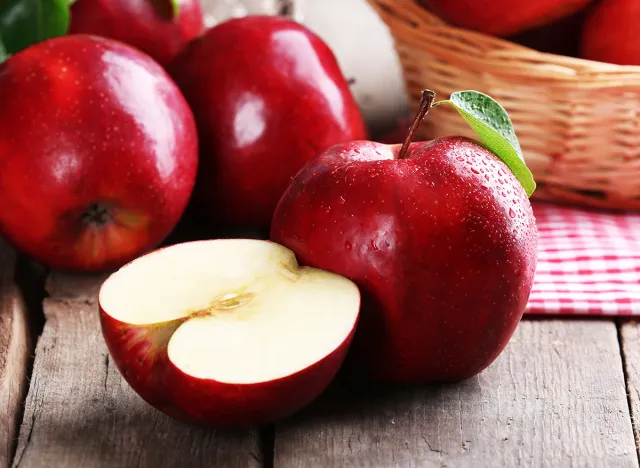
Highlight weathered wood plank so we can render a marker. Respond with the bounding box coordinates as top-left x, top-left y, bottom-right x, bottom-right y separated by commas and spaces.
275, 319, 637, 468
12, 274, 262, 468
0, 240, 31, 468
44, 271, 107, 304
619, 320, 640, 461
